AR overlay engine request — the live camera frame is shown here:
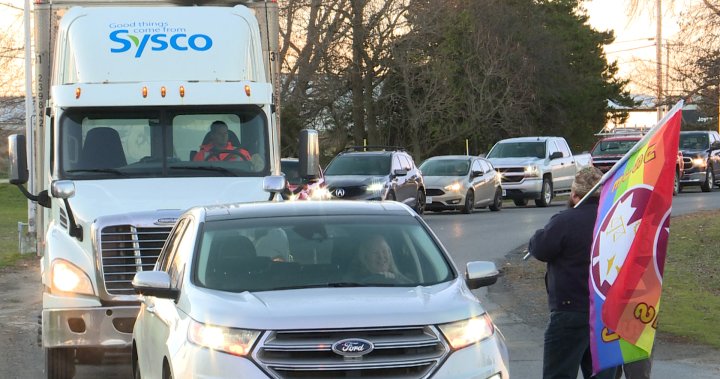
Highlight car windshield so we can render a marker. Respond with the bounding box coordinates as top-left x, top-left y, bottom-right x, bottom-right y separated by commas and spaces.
487, 142, 546, 159
591, 139, 638, 156
59, 106, 269, 180
419, 159, 470, 176
679, 133, 709, 150
324, 154, 391, 176
193, 215, 454, 292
